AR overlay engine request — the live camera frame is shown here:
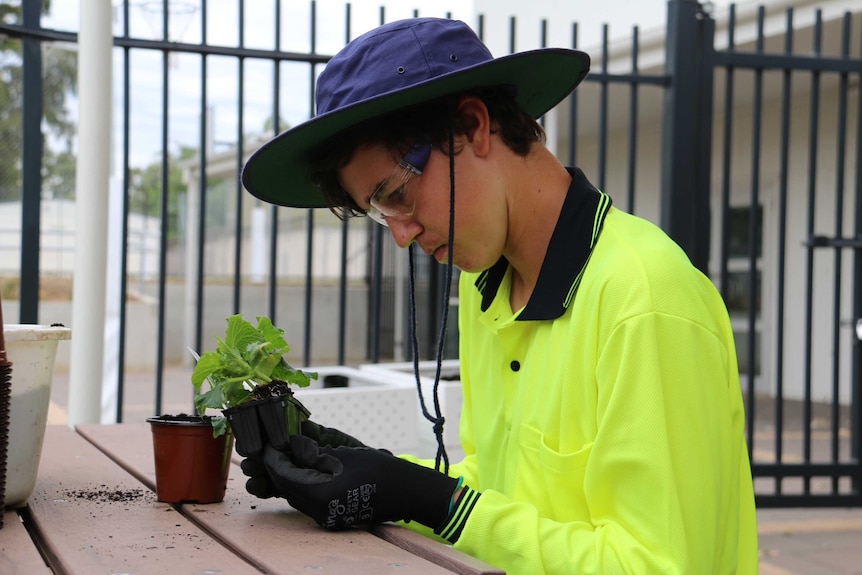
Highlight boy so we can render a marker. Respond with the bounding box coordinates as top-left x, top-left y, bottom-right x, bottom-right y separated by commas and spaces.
240, 17, 758, 574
